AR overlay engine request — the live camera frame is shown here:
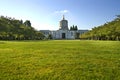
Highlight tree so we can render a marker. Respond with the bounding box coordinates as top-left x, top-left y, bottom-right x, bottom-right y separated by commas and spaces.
75, 32, 80, 39
24, 20, 31, 27
70, 26, 73, 30
0, 15, 45, 40
48, 34, 52, 39
116, 15, 120, 19
80, 15, 120, 40
70, 25, 78, 30
74, 25, 78, 30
